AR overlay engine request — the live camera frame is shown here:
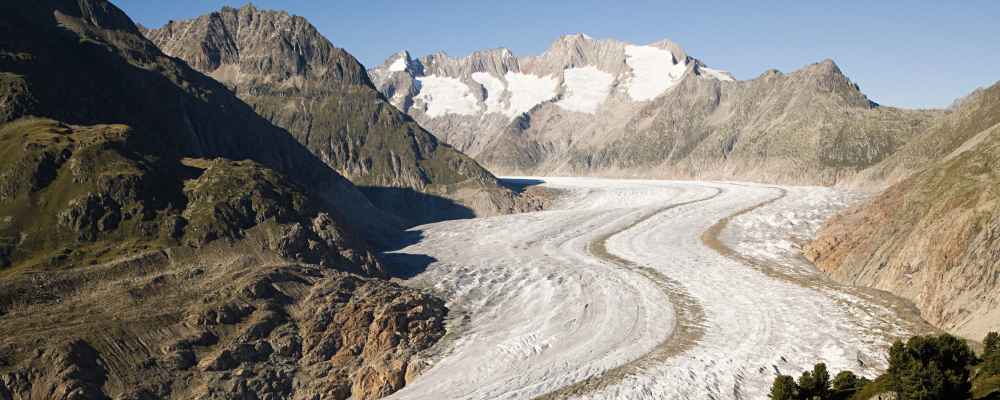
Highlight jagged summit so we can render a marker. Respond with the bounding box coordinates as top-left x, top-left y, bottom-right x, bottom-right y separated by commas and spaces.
371, 34, 725, 122
558, 32, 594, 41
